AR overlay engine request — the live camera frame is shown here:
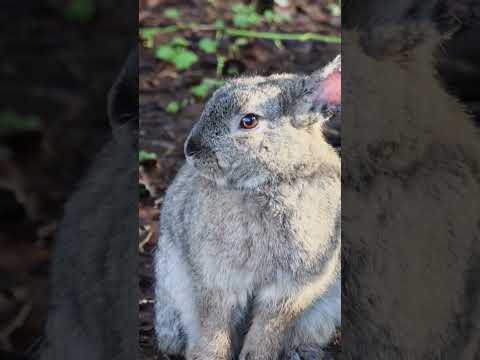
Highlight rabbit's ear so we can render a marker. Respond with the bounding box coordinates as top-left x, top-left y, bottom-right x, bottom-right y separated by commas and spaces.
343, 0, 442, 59
308, 55, 342, 112
108, 45, 138, 146
309, 55, 341, 112
293, 55, 341, 127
